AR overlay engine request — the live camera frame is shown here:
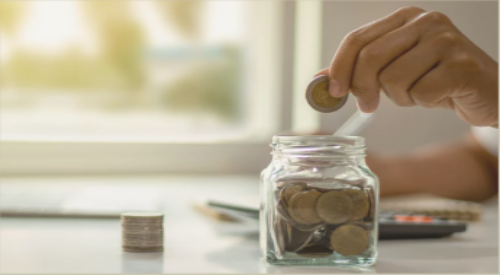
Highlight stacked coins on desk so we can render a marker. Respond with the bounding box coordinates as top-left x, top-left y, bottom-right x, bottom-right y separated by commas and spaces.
121, 212, 164, 253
